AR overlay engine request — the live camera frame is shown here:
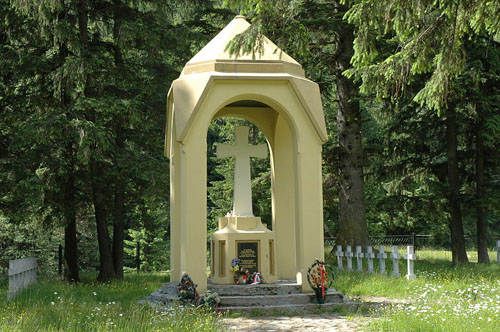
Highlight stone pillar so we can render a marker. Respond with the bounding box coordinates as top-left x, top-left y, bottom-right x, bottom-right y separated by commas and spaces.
355, 246, 364, 272
366, 246, 375, 273
378, 246, 386, 274
405, 245, 416, 280
273, 116, 296, 279
390, 246, 401, 277
169, 136, 182, 282
294, 142, 324, 292
345, 246, 353, 272
336, 245, 344, 270
179, 136, 208, 292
